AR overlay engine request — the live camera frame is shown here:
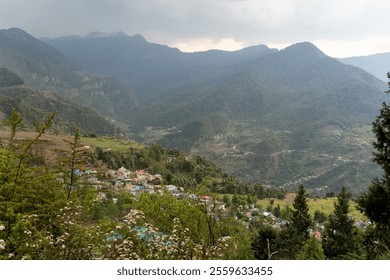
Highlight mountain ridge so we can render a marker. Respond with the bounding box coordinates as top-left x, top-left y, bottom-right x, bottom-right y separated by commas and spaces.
340, 52, 390, 82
